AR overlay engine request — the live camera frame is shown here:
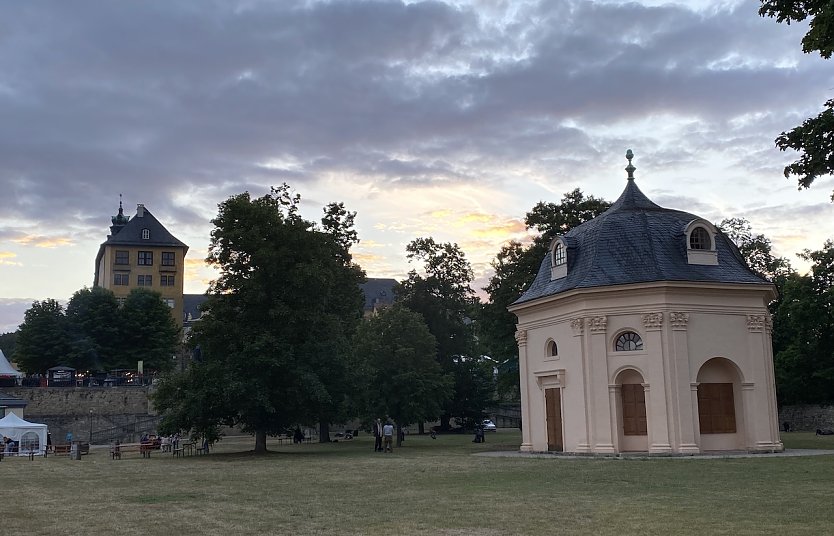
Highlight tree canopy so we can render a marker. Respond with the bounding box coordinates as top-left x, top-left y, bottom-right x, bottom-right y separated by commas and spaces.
353, 305, 452, 443
772, 240, 834, 404
154, 185, 365, 452
479, 189, 610, 399
13, 288, 179, 374
760, 0, 834, 199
